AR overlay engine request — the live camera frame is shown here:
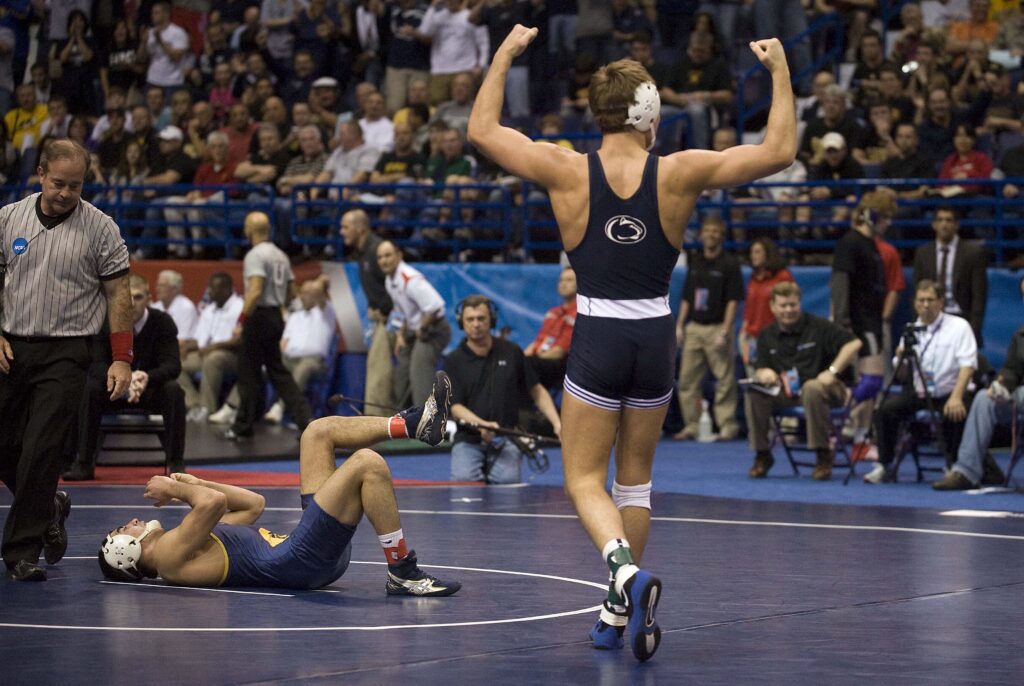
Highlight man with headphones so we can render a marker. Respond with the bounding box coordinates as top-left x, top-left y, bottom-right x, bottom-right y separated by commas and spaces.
444, 294, 561, 484
831, 191, 895, 463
